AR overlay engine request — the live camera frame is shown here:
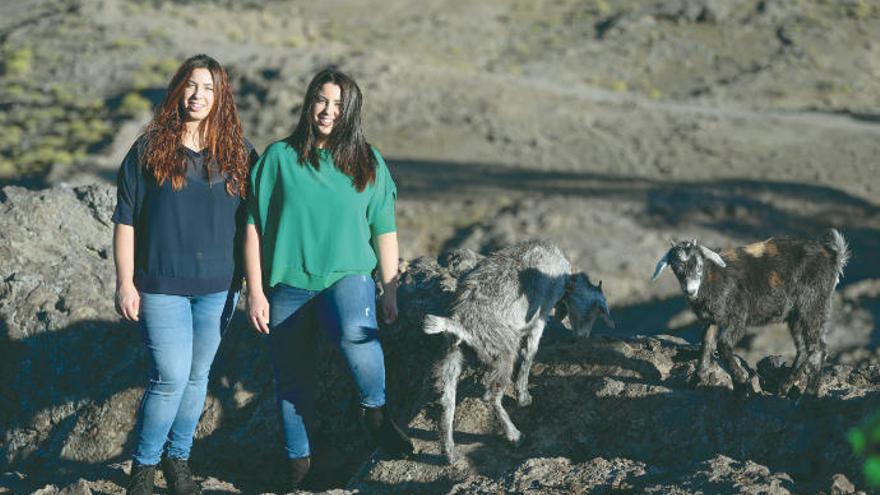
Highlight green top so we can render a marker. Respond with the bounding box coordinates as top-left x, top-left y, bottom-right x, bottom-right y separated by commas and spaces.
248, 140, 397, 290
